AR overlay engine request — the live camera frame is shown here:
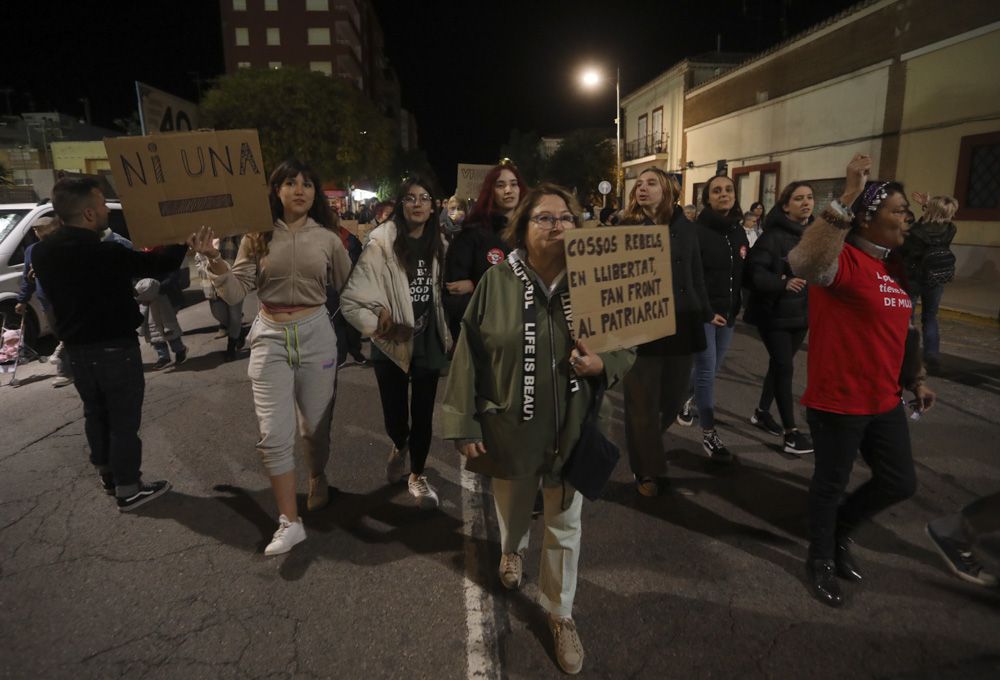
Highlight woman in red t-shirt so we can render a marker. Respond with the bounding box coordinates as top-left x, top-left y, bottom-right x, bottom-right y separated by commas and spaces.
788, 154, 936, 608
